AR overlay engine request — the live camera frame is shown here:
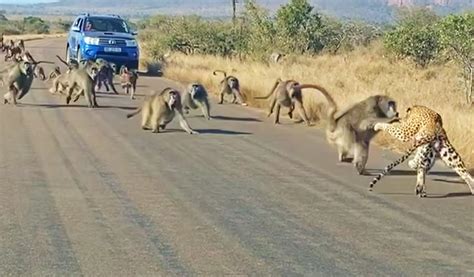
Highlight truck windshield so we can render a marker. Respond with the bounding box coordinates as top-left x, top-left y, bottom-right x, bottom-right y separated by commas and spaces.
84, 17, 129, 33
